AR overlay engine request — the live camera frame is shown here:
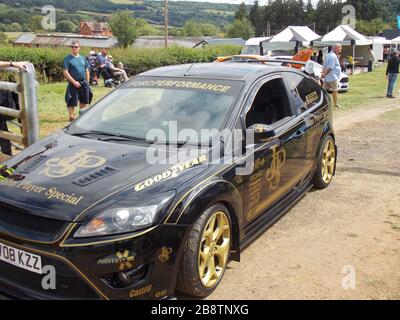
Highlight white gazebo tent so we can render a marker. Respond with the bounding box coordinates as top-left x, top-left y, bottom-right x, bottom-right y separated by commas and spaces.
392, 36, 400, 45
241, 37, 272, 55
369, 36, 392, 61
261, 26, 320, 56
312, 25, 373, 73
